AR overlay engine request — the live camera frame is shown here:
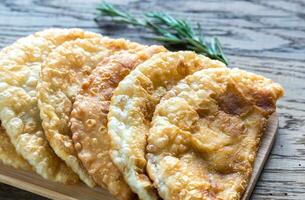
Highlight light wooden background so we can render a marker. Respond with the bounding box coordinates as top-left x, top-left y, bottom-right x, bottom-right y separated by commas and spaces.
0, 0, 304, 199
